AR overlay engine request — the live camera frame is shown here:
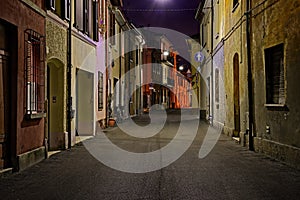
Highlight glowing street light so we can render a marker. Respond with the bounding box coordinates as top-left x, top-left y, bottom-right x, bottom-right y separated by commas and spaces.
163, 50, 169, 56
